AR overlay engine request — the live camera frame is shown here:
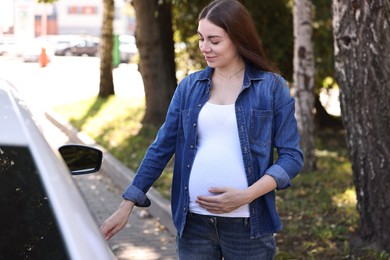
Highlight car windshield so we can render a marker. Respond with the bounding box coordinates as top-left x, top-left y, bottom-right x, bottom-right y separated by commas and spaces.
0, 145, 70, 259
